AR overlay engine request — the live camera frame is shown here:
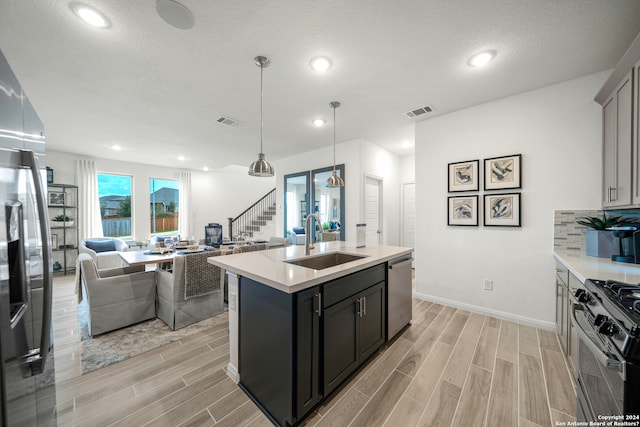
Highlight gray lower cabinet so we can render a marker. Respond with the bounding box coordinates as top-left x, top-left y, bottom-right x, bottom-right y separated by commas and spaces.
239, 263, 386, 426
555, 262, 569, 354
555, 260, 583, 377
